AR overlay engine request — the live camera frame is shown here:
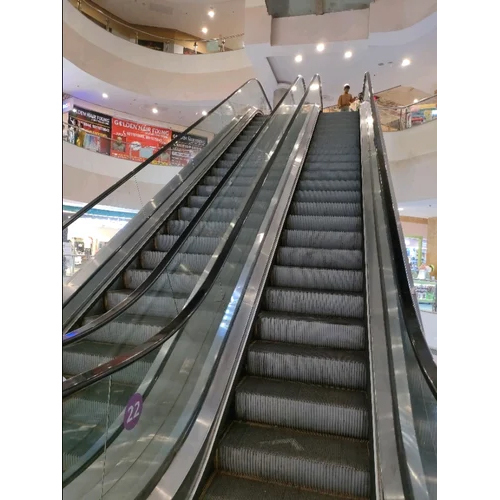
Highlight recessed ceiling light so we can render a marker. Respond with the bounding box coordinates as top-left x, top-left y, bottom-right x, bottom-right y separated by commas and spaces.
402, 58, 411, 67
398, 207, 404, 211
237, 89, 242, 93
208, 7, 215, 18
316, 43, 325, 52
152, 107, 159, 114
202, 110, 208, 116
344, 51, 353, 59
310, 83, 319, 91
291, 85, 297, 92
102, 93, 109, 99
413, 98, 419, 103
201, 27, 208, 34
294, 54, 303, 63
